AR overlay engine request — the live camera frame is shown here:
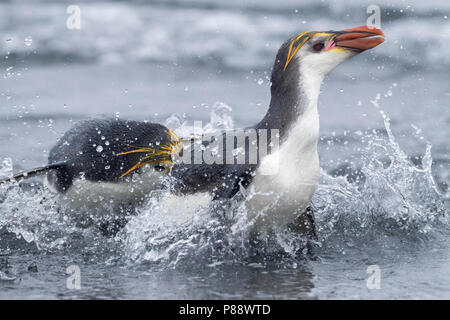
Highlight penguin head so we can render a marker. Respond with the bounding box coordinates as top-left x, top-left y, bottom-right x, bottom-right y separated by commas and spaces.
272, 26, 384, 85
